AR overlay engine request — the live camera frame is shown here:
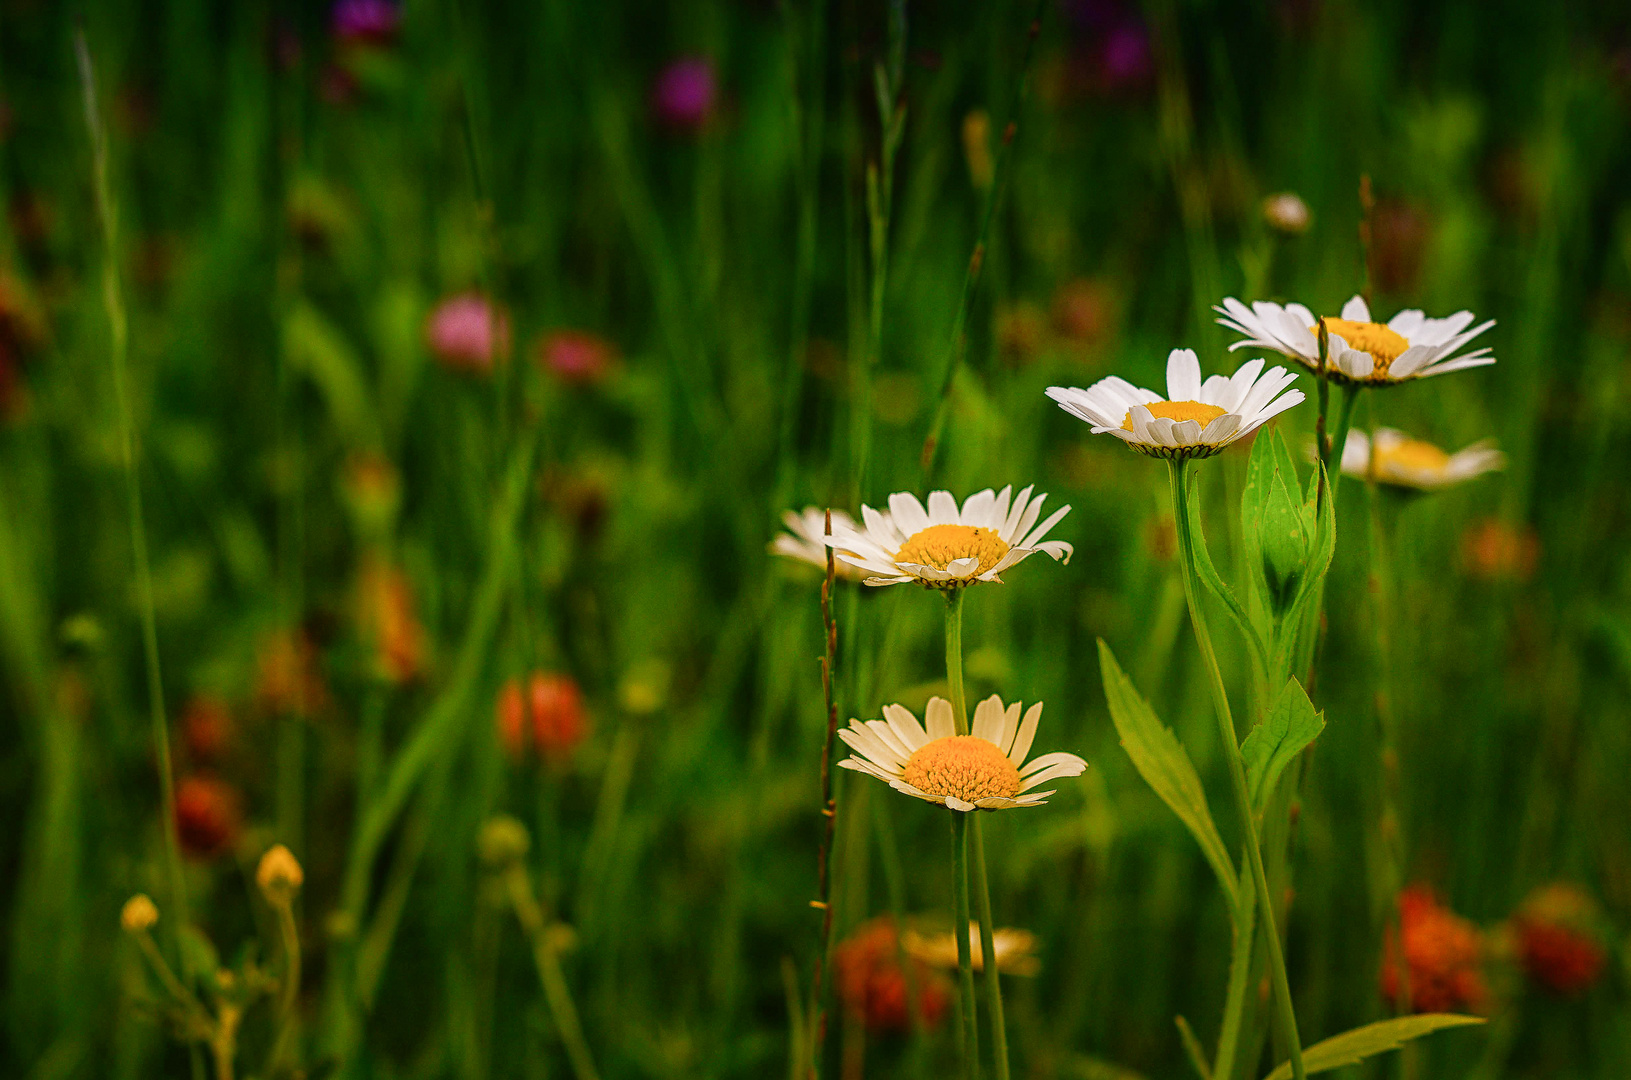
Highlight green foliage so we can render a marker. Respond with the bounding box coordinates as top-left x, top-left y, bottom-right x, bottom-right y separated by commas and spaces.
1241, 679, 1324, 814
1097, 640, 1239, 910
1261, 1014, 1486, 1080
